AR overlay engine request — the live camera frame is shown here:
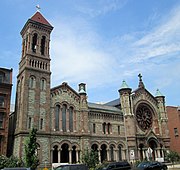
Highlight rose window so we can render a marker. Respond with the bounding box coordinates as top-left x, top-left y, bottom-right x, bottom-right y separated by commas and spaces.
136, 104, 153, 131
